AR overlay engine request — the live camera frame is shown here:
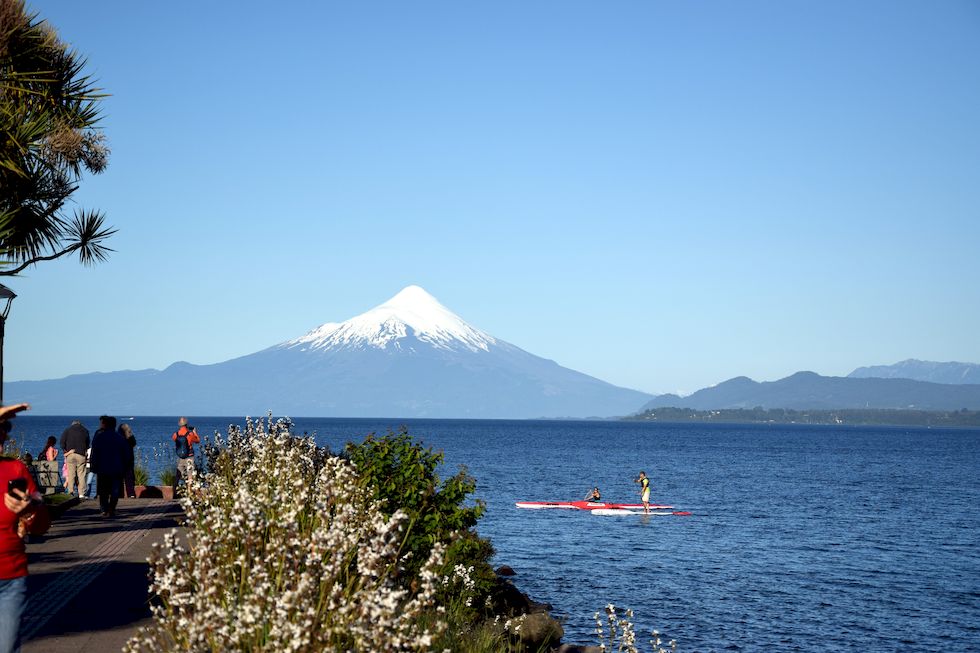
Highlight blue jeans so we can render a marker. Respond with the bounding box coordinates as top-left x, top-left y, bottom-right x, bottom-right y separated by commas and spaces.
0, 576, 26, 653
